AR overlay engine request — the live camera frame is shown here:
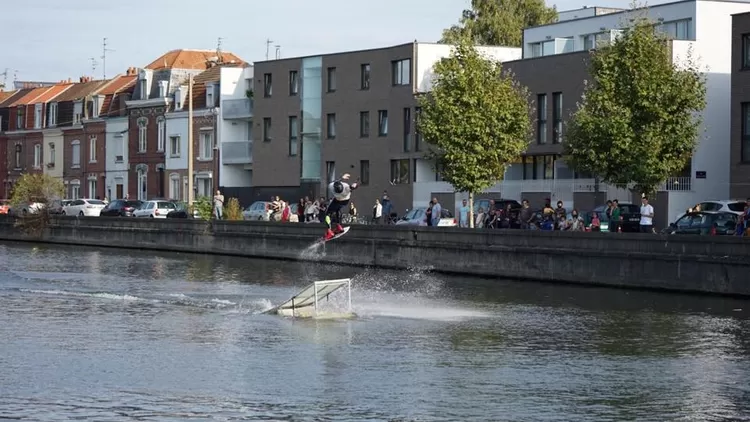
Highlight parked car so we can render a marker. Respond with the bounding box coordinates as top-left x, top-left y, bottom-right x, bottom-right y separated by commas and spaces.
675, 199, 747, 222
395, 207, 457, 226
9, 198, 46, 216
62, 199, 107, 217
242, 201, 272, 221
133, 200, 177, 218
48, 199, 68, 215
166, 202, 200, 219
662, 211, 739, 236
100, 199, 143, 217
586, 203, 641, 232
